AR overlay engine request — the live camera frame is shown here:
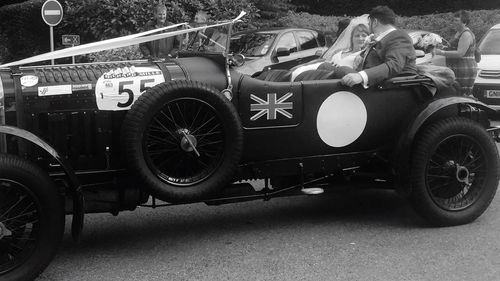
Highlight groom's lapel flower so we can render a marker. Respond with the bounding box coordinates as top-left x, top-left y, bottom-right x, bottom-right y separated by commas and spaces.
362, 33, 377, 50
